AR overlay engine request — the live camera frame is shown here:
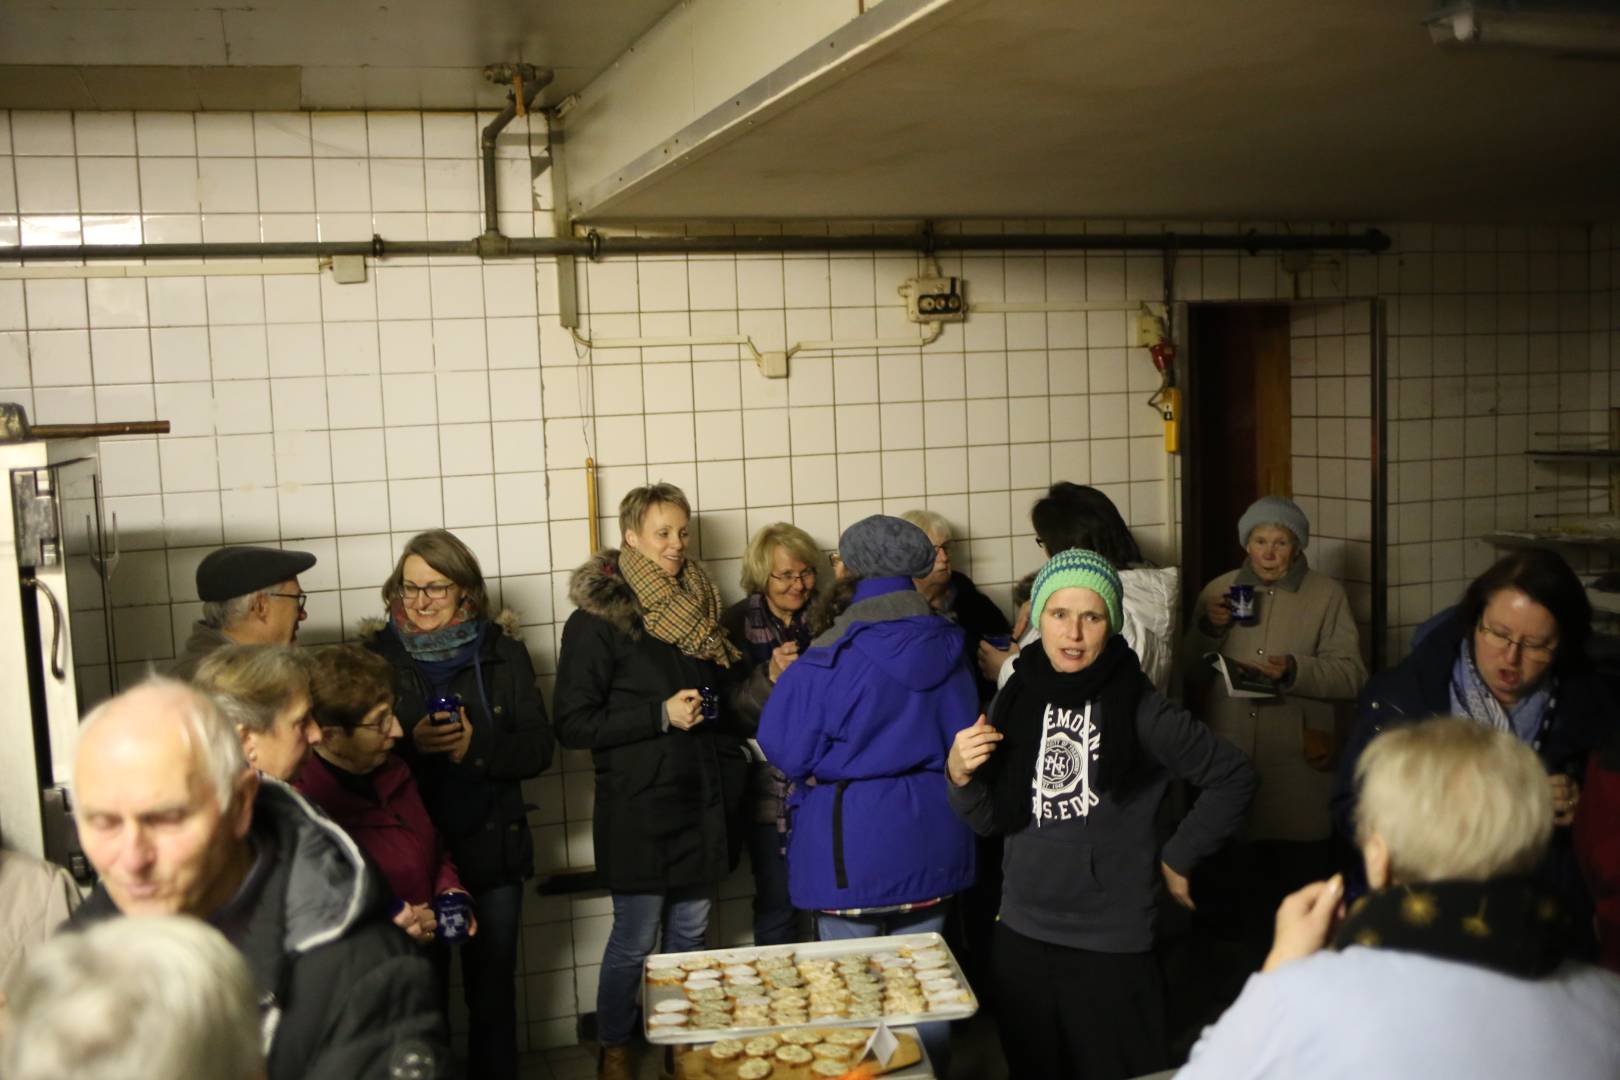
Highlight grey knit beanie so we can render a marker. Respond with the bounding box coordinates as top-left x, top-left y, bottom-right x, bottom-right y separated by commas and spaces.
1237, 495, 1309, 550
838, 515, 936, 578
